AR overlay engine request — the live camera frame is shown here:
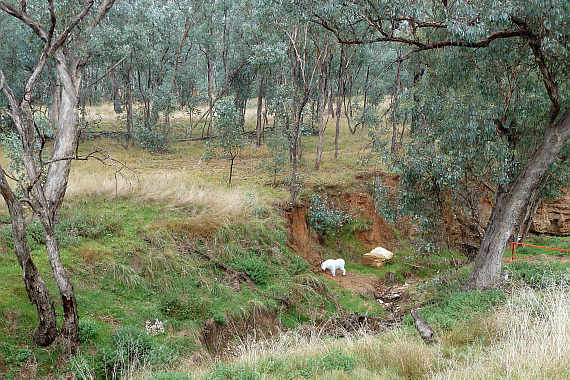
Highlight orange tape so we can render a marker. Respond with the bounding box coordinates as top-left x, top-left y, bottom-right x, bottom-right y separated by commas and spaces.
508, 241, 570, 262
